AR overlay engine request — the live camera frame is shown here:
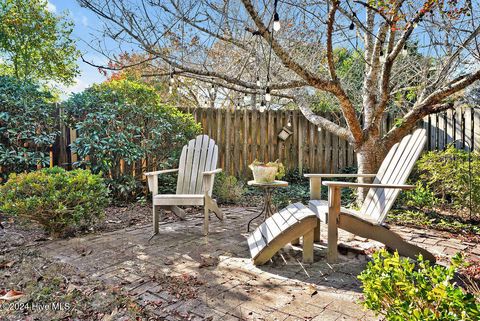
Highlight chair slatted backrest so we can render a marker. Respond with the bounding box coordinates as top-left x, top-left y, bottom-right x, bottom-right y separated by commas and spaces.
176, 135, 218, 195
360, 128, 427, 223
